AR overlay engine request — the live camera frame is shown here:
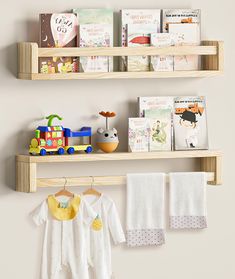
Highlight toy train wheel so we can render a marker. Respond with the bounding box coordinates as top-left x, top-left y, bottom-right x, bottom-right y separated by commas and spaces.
40, 149, 46, 156
85, 146, 93, 153
67, 147, 75, 155
57, 148, 65, 155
